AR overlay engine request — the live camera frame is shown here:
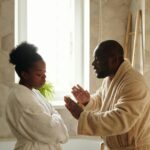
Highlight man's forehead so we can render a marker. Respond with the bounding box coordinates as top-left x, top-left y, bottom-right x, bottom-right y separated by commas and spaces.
93, 47, 107, 58
93, 45, 99, 57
